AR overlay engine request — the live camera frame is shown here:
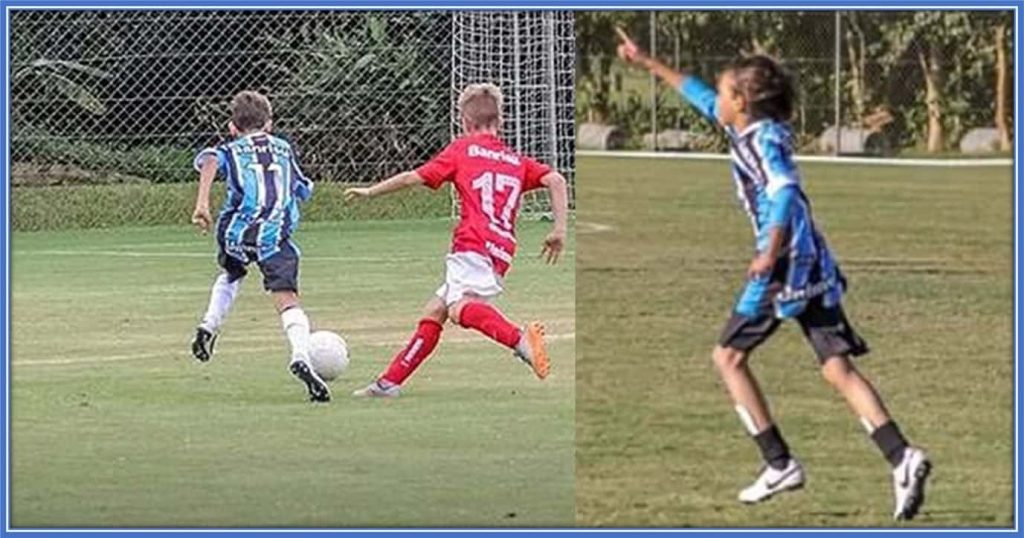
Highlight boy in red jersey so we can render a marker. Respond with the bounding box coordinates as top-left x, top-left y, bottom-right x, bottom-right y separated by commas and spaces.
345, 83, 569, 397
